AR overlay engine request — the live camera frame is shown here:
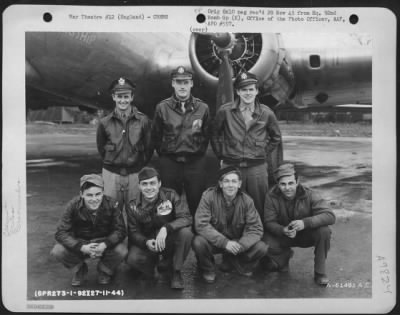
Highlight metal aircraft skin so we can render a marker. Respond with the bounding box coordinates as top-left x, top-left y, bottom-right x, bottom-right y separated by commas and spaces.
26, 32, 372, 117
